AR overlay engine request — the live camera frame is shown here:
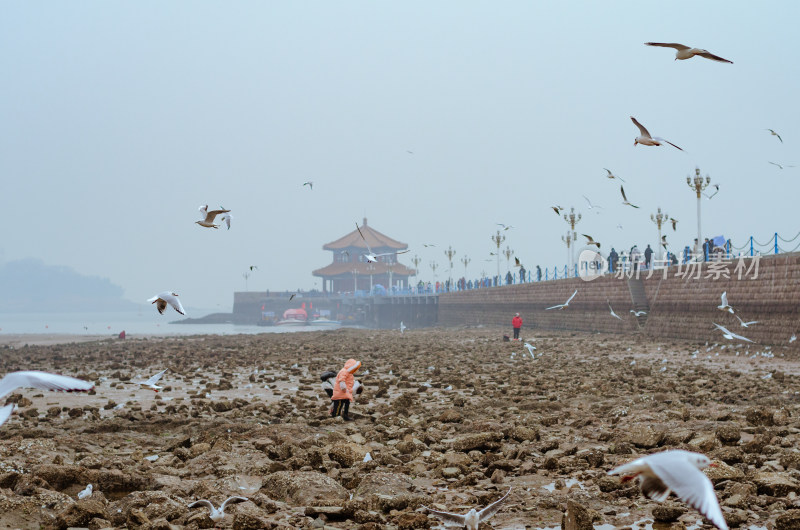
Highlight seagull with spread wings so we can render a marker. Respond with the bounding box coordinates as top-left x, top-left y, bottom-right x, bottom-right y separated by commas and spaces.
713, 322, 753, 343
552, 205, 565, 216
604, 168, 626, 183
303, 181, 313, 189
766, 129, 783, 143
546, 290, 578, 310
608, 301, 622, 320
717, 291, 735, 314
196, 205, 231, 229
631, 116, 684, 151
422, 488, 511, 530
620, 185, 639, 208
128, 369, 168, 392
670, 217, 678, 231
704, 184, 720, 199
769, 162, 795, 170
735, 315, 759, 328
356, 222, 411, 263
0, 371, 94, 427
644, 42, 733, 64
583, 195, 603, 211
188, 497, 248, 523
582, 234, 601, 248
148, 292, 186, 316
